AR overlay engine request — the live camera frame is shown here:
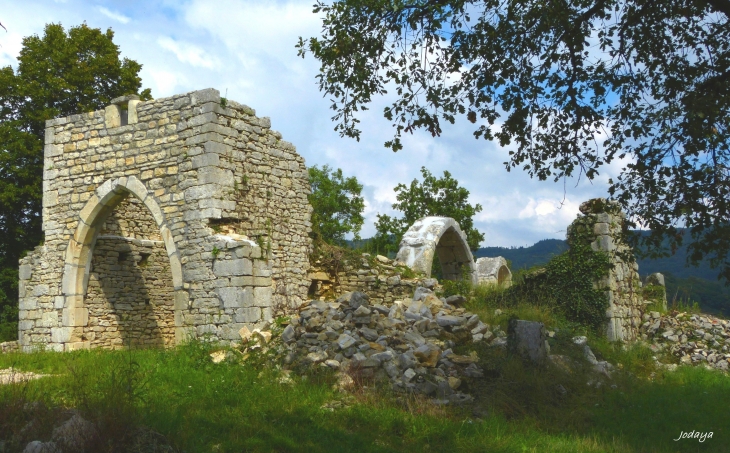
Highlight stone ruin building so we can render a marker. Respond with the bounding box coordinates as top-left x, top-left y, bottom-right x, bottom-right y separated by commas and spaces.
14, 86, 664, 352
17, 88, 311, 352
